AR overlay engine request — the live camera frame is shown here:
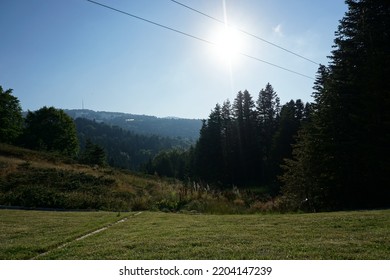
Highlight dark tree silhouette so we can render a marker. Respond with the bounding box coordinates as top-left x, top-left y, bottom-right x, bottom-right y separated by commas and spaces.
0, 86, 23, 144
281, 0, 390, 211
